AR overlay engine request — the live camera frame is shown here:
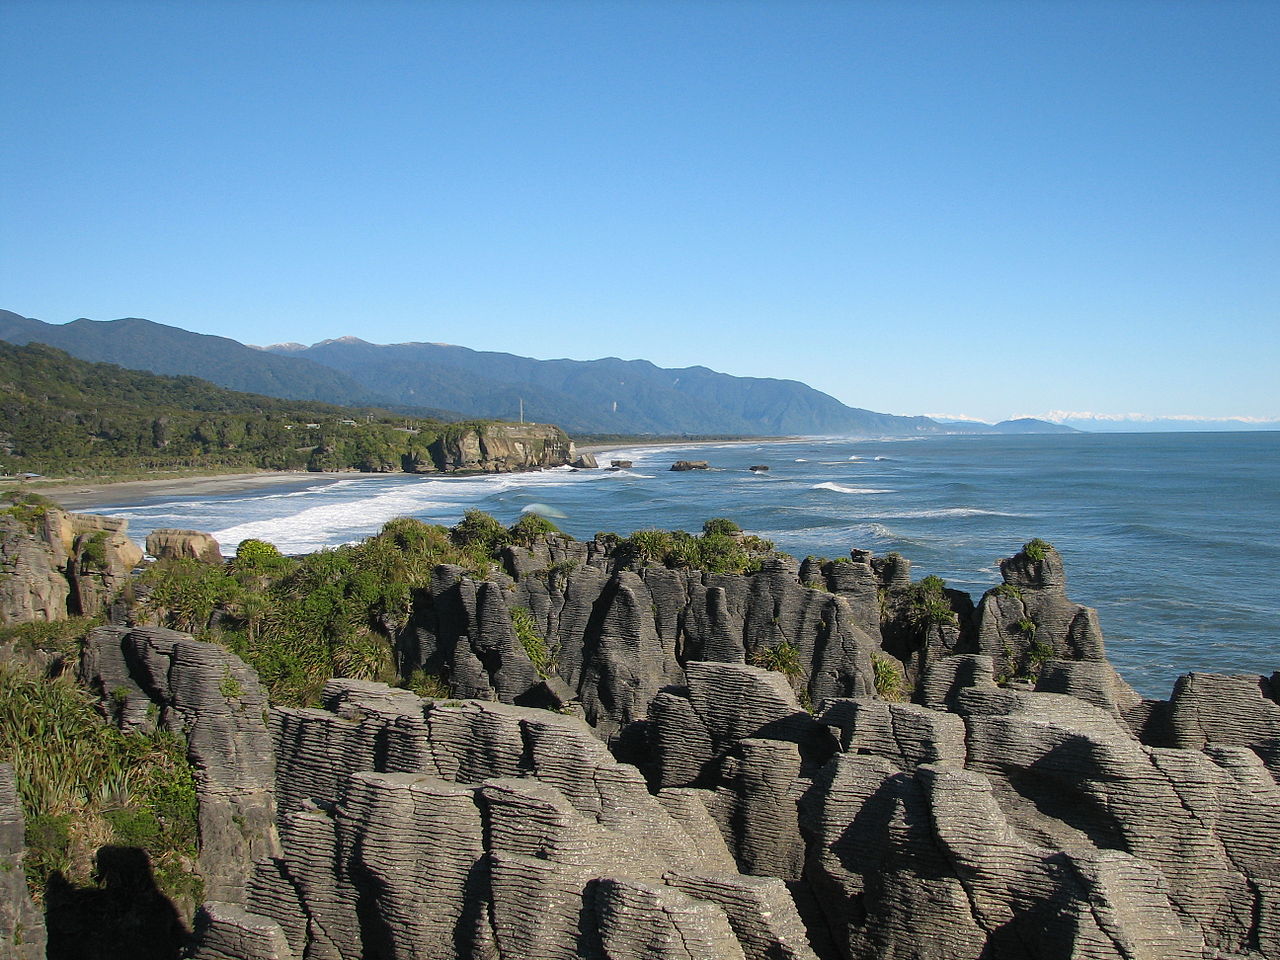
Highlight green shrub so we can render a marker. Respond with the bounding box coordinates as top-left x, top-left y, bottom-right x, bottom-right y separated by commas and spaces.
79, 531, 110, 569
451, 509, 510, 554
509, 513, 561, 546
871, 653, 904, 701
0, 663, 199, 902
403, 669, 450, 698
702, 517, 741, 537
231, 538, 294, 578
1023, 538, 1053, 562
218, 669, 244, 701
905, 575, 957, 632
510, 606, 555, 679
0, 615, 101, 656
137, 558, 237, 633
751, 641, 804, 681
0, 492, 57, 531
